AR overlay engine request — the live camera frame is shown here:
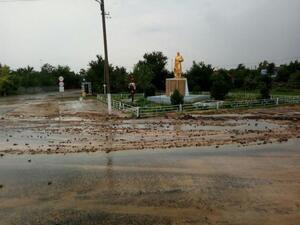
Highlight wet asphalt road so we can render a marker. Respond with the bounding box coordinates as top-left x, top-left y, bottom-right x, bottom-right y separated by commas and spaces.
0, 141, 300, 225
0, 91, 300, 224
